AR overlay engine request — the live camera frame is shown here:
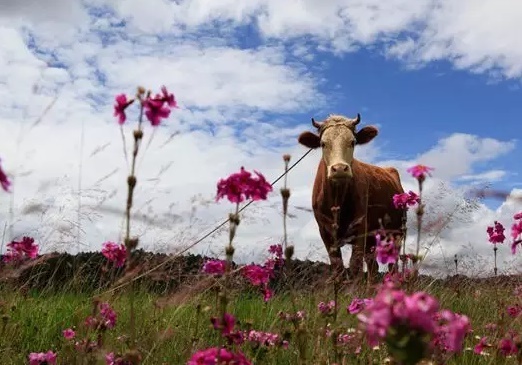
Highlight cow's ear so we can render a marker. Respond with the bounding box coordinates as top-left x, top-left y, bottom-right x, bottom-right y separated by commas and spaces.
298, 131, 321, 149
355, 126, 378, 145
